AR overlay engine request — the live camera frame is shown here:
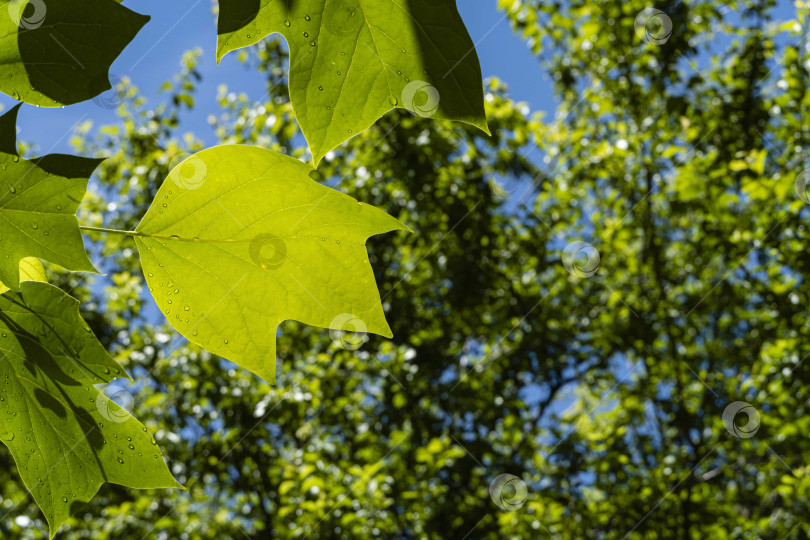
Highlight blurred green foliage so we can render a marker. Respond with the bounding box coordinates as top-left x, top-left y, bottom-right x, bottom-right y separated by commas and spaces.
2, 0, 810, 537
